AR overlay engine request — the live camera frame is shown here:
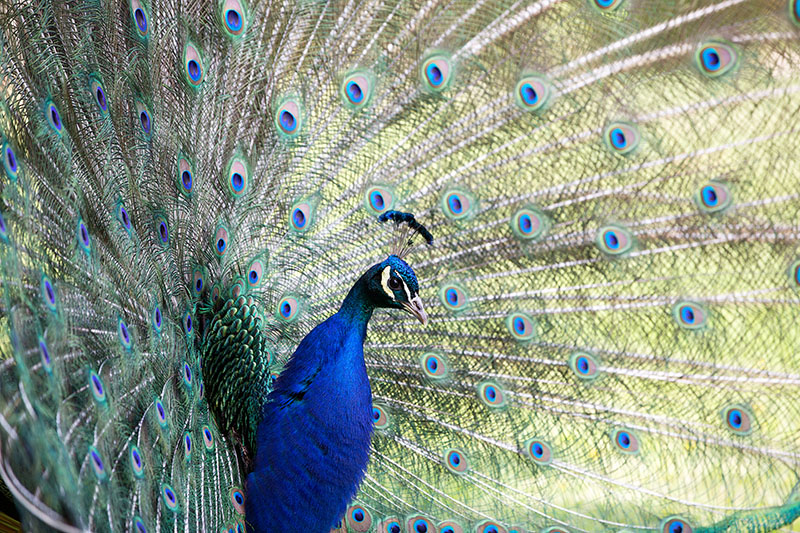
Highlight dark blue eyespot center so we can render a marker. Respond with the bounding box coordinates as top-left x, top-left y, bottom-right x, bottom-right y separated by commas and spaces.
680, 306, 695, 324
372, 408, 380, 420
728, 409, 743, 428
390, 526, 400, 533
415, 521, 428, 533
577, 356, 589, 373
446, 288, 458, 305
164, 487, 175, 503
669, 522, 684, 533
133, 449, 141, 467
120, 322, 129, 343
280, 110, 296, 131
155, 307, 162, 327
514, 317, 525, 334
120, 207, 130, 228
701, 185, 717, 206
39, 341, 51, 364
617, 432, 631, 448
187, 60, 201, 81
195, 277, 203, 291
140, 111, 151, 133
519, 213, 533, 233
281, 302, 292, 317
80, 223, 89, 245
249, 270, 258, 282
226, 9, 242, 31
352, 509, 364, 522
157, 402, 165, 420
604, 231, 619, 249
185, 315, 192, 332
450, 453, 460, 466
448, 194, 462, 214
485, 386, 496, 400
135, 8, 147, 32
182, 170, 192, 189
427, 64, 443, 86
347, 81, 364, 103
231, 172, 244, 191
427, 358, 438, 371
370, 191, 384, 210
45, 280, 55, 304
92, 374, 103, 394
610, 128, 626, 149
5, 147, 16, 171
521, 83, 538, 105
217, 238, 226, 252
596, 0, 614, 6
702, 48, 721, 71
185, 434, 192, 451
159, 221, 168, 242
532, 442, 544, 457
96, 87, 107, 110
50, 106, 62, 130
486, 527, 499, 533
91, 450, 104, 470
293, 208, 306, 228
234, 492, 243, 505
